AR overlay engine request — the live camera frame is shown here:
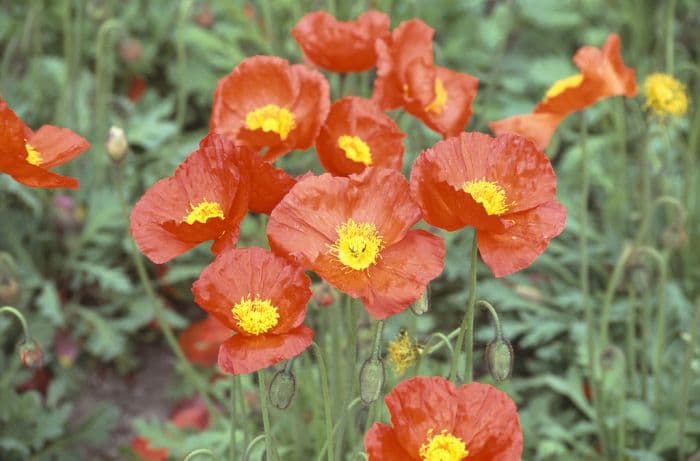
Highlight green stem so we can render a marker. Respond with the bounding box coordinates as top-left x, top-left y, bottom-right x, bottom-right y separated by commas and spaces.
415, 331, 457, 376
370, 320, 385, 359
449, 232, 478, 382
625, 285, 638, 395
665, 0, 676, 74
184, 448, 219, 461
599, 244, 634, 346
112, 167, 217, 417
677, 297, 700, 461
477, 300, 503, 338
229, 375, 238, 461
316, 398, 362, 461
0, 306, 31, 339
311, 341, 335, 461
242, 434, 267, 461
257, 370, 278, 461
